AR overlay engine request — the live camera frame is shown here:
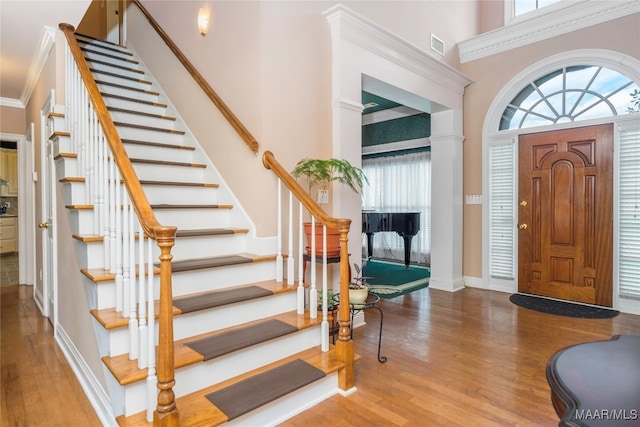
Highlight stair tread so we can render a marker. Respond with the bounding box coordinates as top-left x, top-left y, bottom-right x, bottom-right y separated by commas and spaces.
91, 68, 152, 85
123, 139, 195, 151
140, 179, 217, 187
114, 121, 184, 134
170, 253, 275, 272
82, 46, 139, 64
102, 307, 318, 384
97, 80, 159, 96
175, 227, 246, 237
117, 346, 344, 426
75, 33, 130, 52
102, 92, 168, 108
86, 57, 145, 74
109, 107, 176, 121
150, 204, 232, 210
91, 279, 296, 330
130, 158, 205, 168
81, 265, 160, 283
